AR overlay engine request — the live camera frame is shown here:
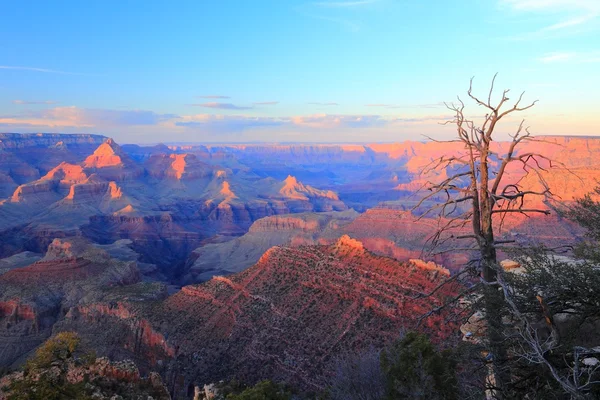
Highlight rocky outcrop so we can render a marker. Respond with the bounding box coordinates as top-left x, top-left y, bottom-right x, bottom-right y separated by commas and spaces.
186, 203, 584, 282
140, 240, 461, 391
0, 238, 143, 367
83, 138, 127, 168
184, 210, 359, 282
10, 180, 61, 204
332, 234, 365, 256
278, 175, 339, 200
145, 153, 213, 180
248, 215, 324, 232
82, 139, 143, 181
0, 354, 171, 400
41, 162, 88, 185
64, 302, 176, 361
